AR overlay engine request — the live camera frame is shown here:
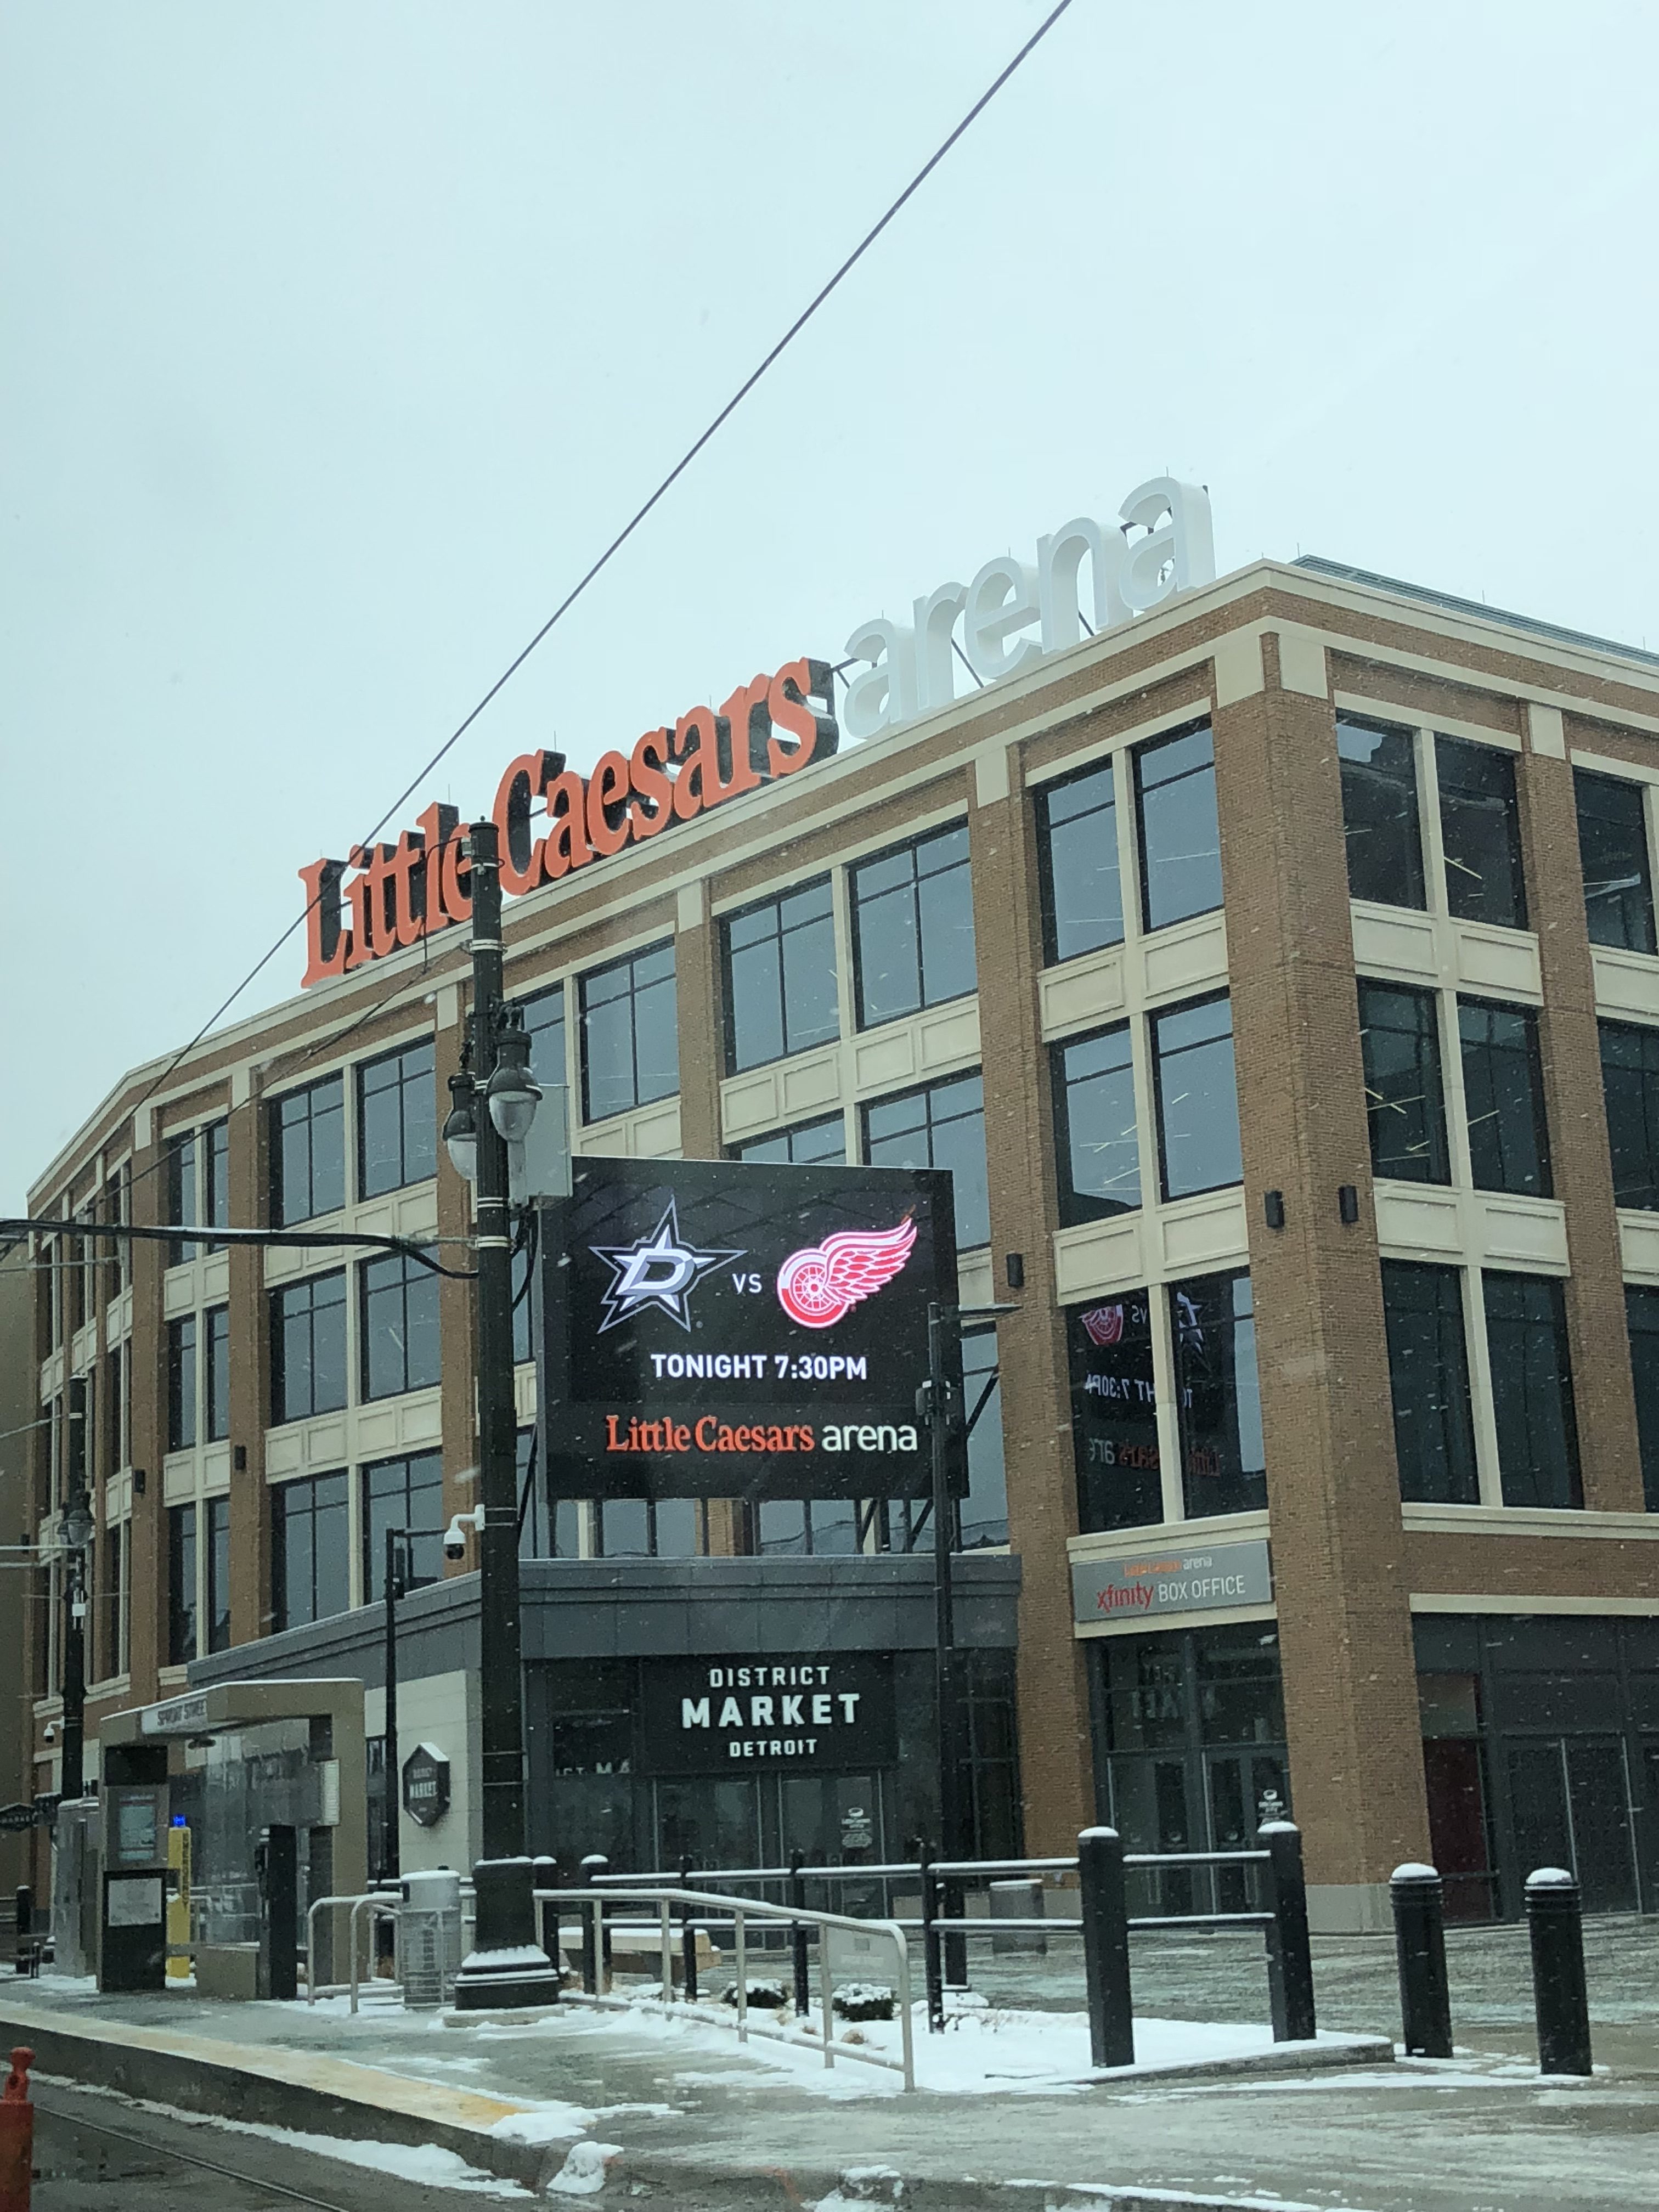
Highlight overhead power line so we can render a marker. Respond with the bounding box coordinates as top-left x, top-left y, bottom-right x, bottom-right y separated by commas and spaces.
101, 0, 1077, 1152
